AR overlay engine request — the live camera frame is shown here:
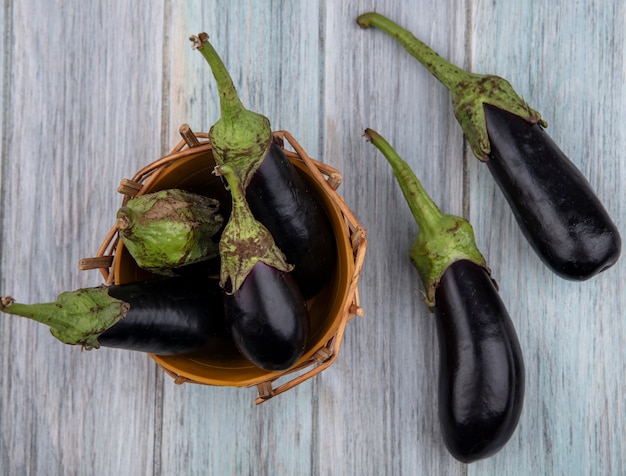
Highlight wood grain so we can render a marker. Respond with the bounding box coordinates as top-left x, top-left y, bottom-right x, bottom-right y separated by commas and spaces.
467, 2, 626, 475
320, 1, 467, 474
0, 2, 166, 474
1, 0, 624, 475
